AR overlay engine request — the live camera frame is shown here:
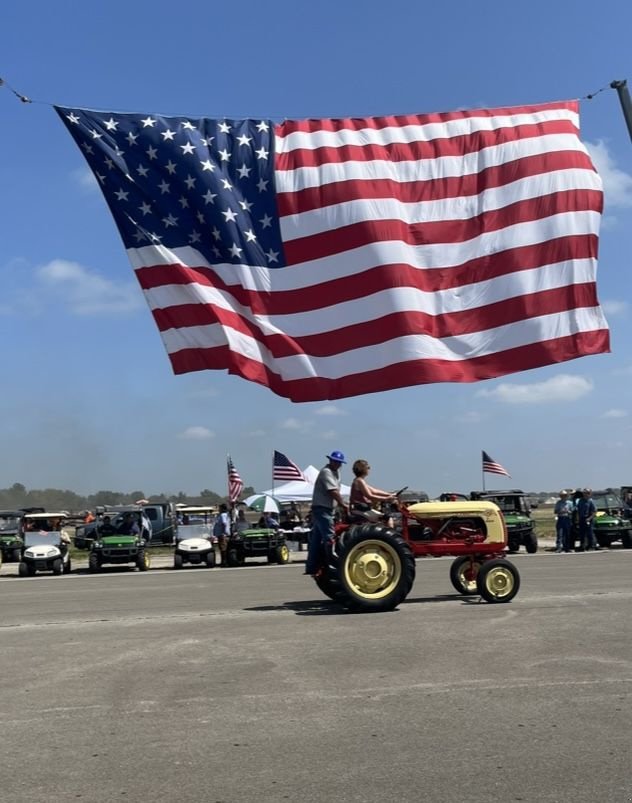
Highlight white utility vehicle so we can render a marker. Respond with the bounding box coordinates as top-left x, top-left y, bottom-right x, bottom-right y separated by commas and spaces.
19, 512, 71, 577
173, 506, 217, 569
